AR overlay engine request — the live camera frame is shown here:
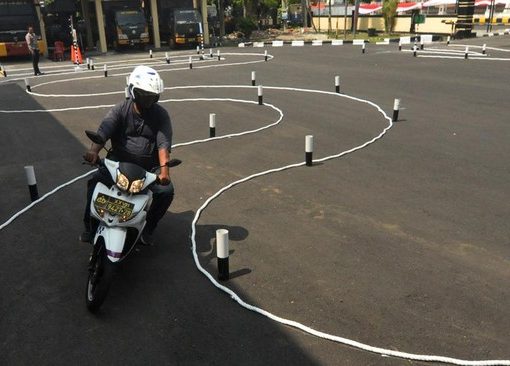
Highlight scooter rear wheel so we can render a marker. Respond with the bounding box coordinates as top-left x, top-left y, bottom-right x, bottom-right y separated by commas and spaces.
85, 243, 115, 313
